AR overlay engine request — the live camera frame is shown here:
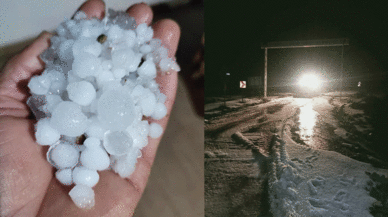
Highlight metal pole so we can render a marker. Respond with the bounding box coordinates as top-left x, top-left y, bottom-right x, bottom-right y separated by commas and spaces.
264, 48, 268, 98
